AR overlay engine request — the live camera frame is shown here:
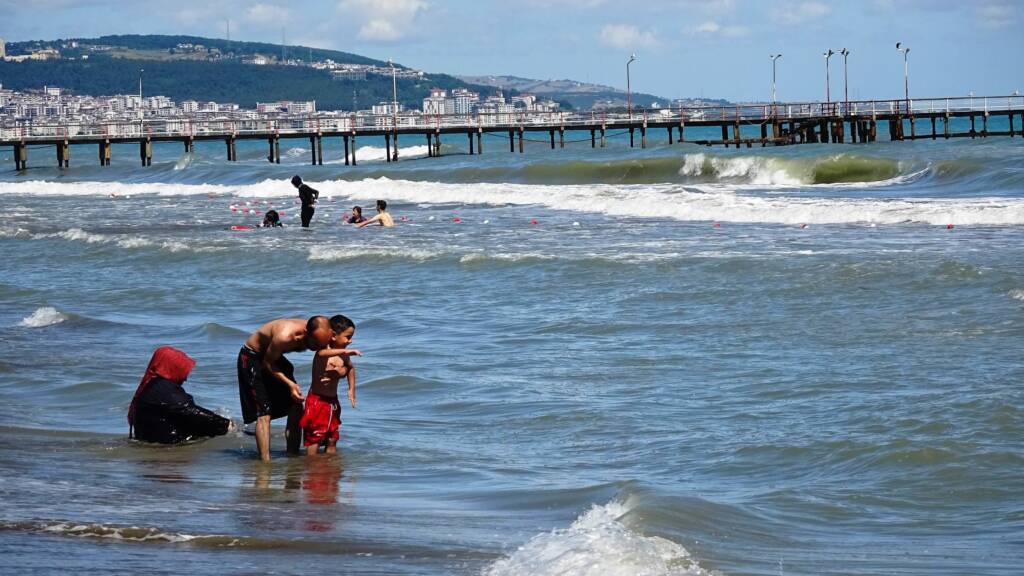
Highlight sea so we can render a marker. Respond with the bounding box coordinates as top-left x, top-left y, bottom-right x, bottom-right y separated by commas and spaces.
1, 120, 1022, 575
